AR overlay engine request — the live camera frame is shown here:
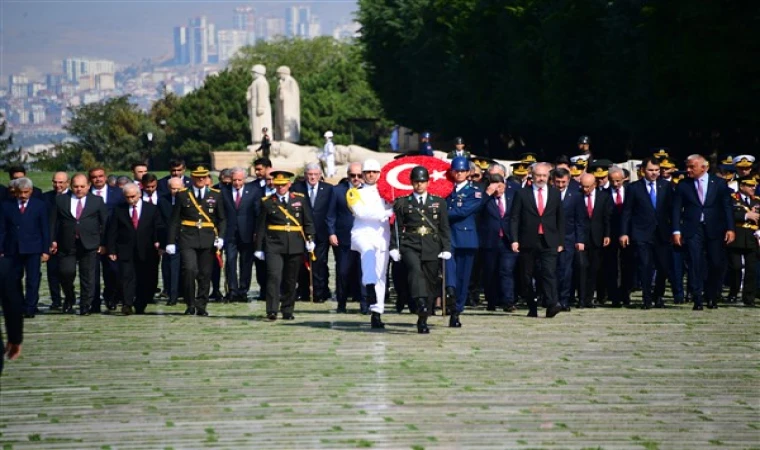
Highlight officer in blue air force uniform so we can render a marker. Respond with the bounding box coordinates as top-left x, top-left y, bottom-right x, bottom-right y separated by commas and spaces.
444, 157, 488, 327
